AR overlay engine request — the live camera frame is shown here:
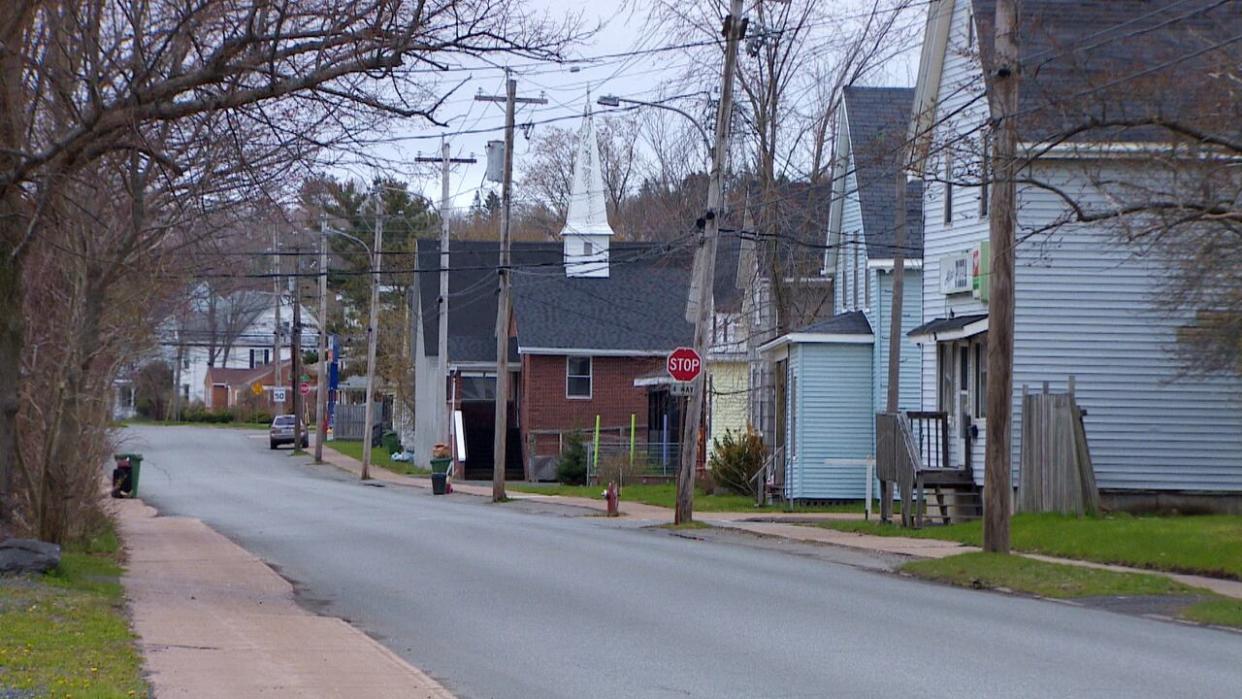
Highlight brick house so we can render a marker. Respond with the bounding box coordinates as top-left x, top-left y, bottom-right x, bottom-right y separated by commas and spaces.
412, 105, 740, 480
